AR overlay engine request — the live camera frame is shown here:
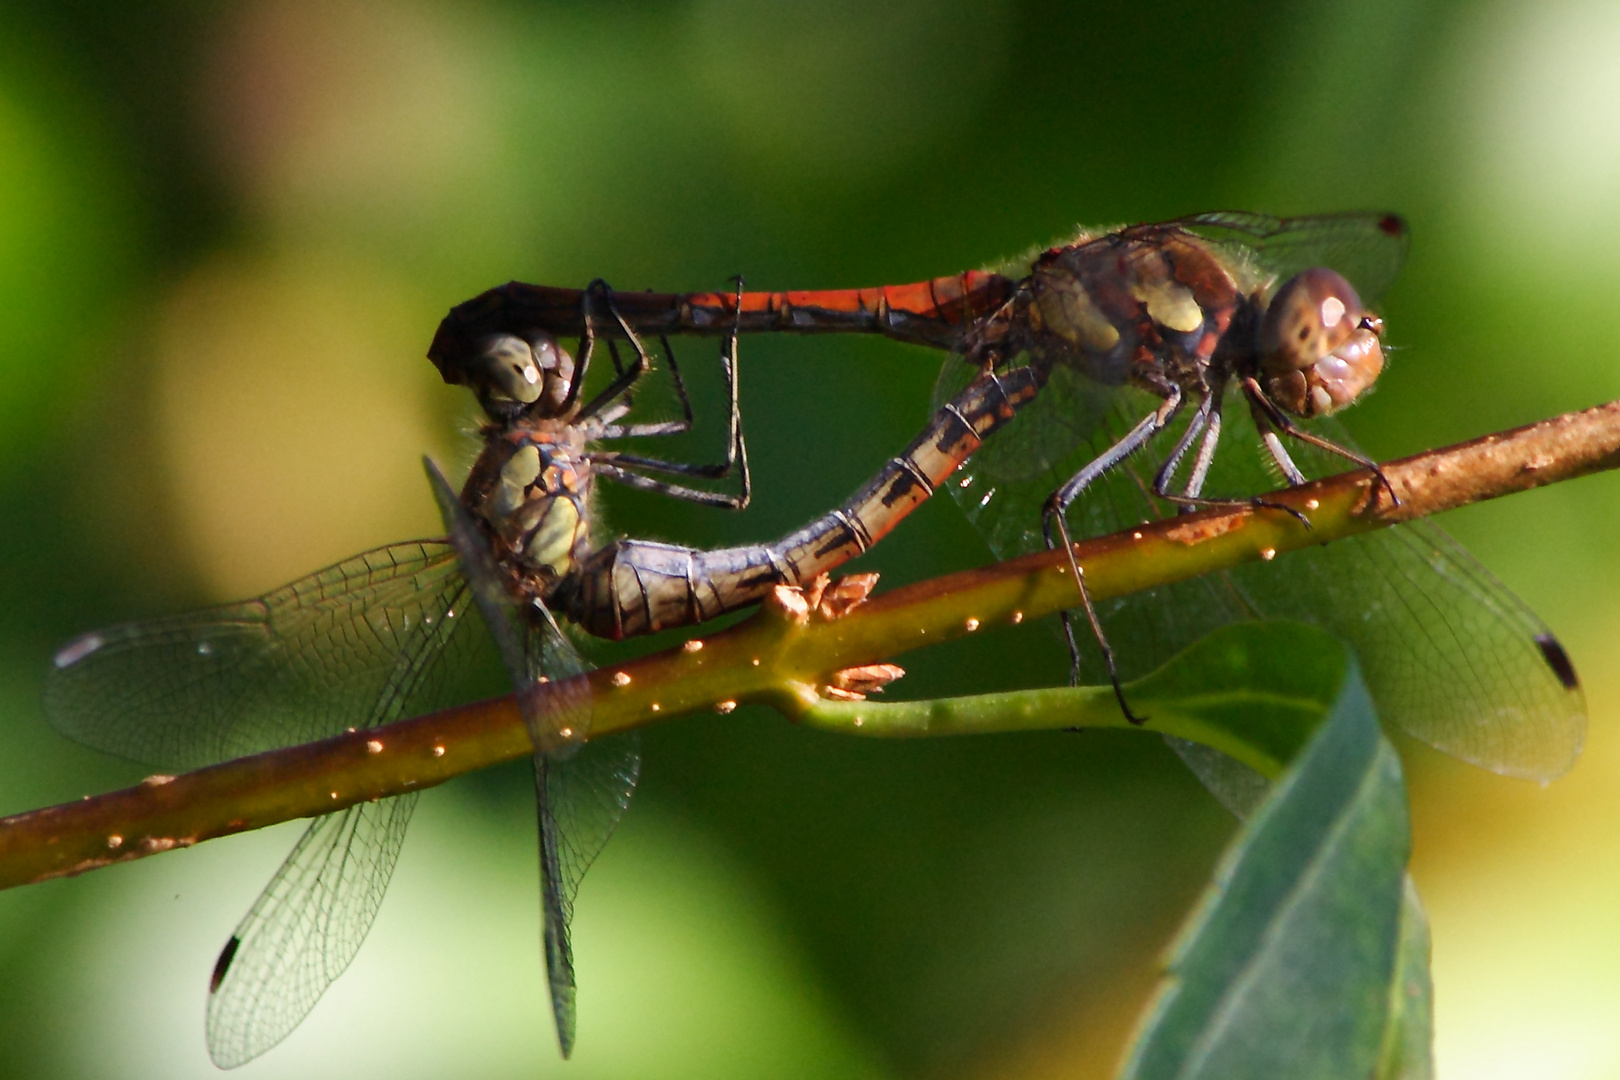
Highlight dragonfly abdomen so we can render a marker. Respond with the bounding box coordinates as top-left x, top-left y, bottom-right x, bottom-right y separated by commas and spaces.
566, 366, 1042, 639
429, 274, 1017, 365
